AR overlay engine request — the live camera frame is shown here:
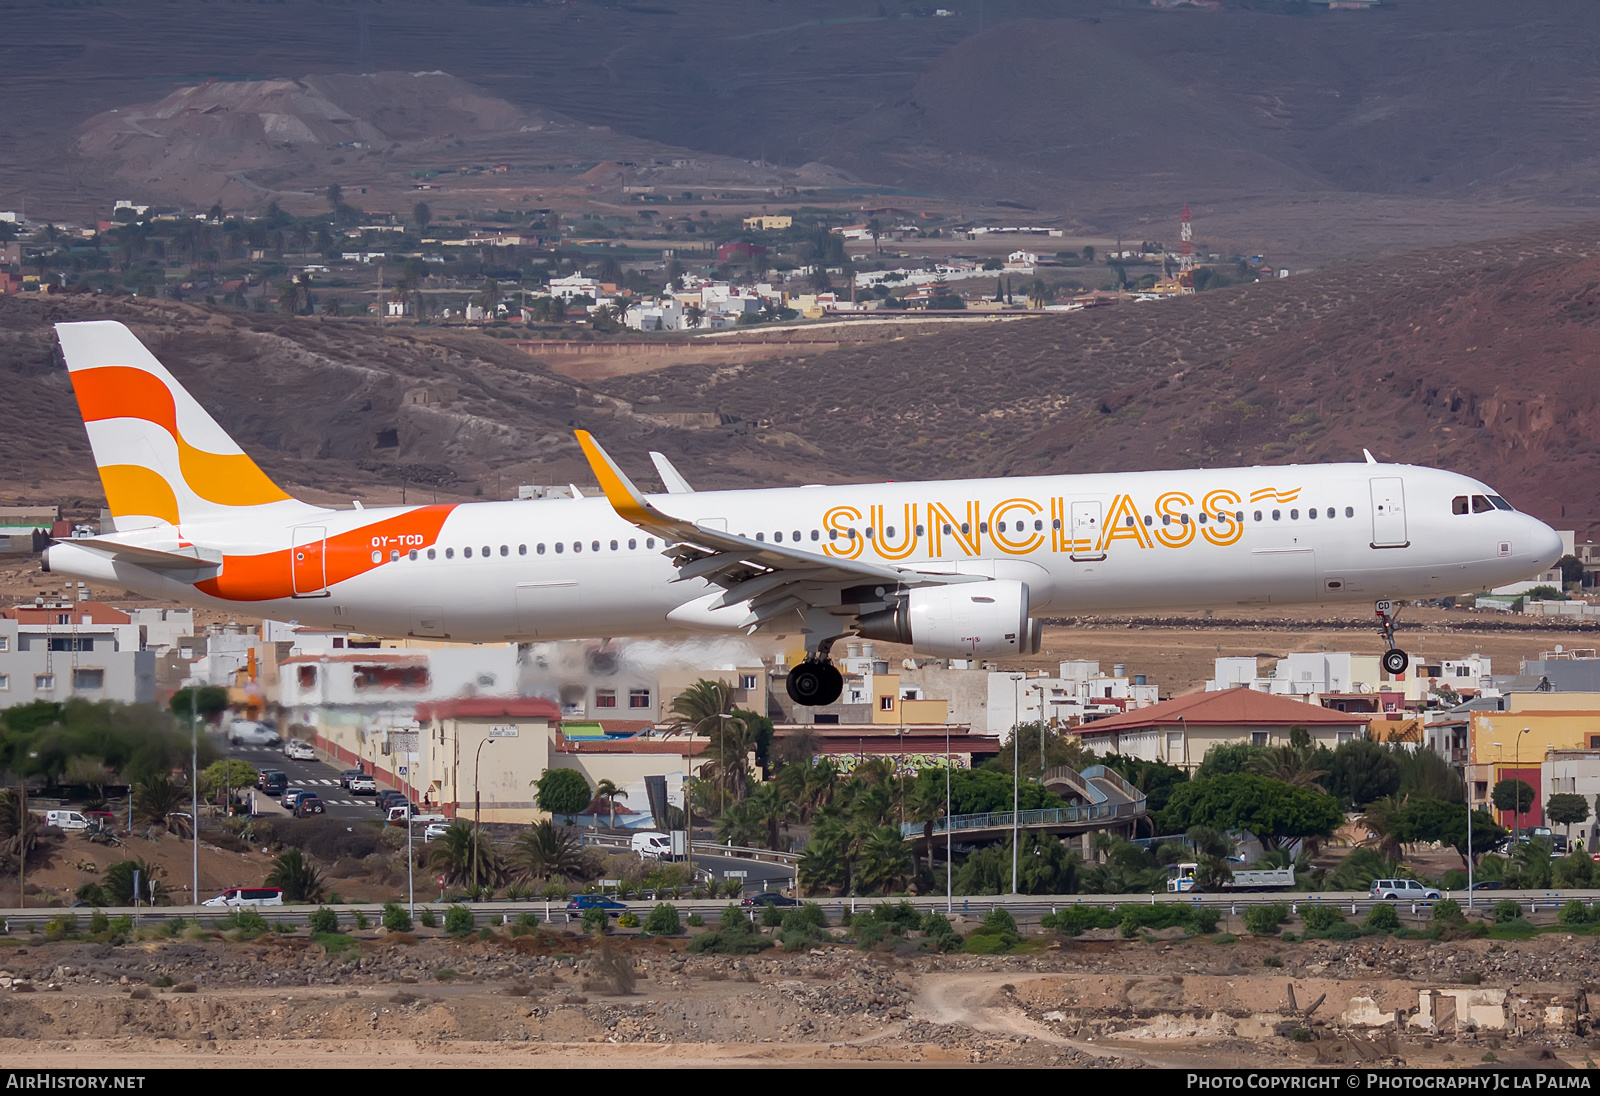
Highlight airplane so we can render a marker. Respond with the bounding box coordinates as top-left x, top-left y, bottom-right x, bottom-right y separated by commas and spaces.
45, 320, 1564, 707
